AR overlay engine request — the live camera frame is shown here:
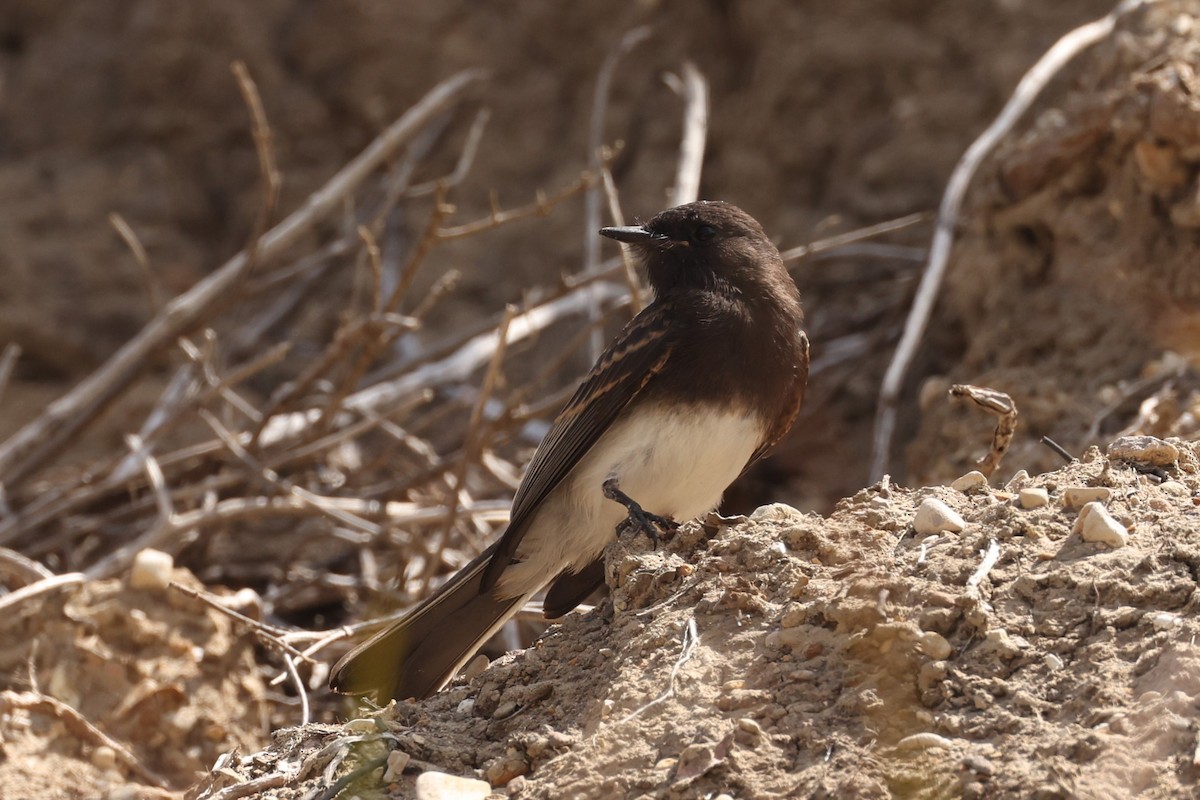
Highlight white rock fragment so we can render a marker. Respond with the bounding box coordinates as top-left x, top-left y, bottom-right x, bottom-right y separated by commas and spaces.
1107, 435, 1179, 467
914, 498, 966, 535
129, 548, 174, 591
414, 771, 491, 800
750, 503, 804, 523
1044, 653, 1064, 670
951, 471, 989, 493
462, 653, 490, 683
1150, 611, 1182, 630
91, 745, 117, 770
896, 732, 956, 751
1062, 486, 1112, 509
1005, 469, 1030, 491
918, 631, 953, 660
1018, 487, 1050, 509
1159, 480, 1189, 497
1073, 502, 1128, 547
981, 628, 1023, 659
383, 750, 412, 783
